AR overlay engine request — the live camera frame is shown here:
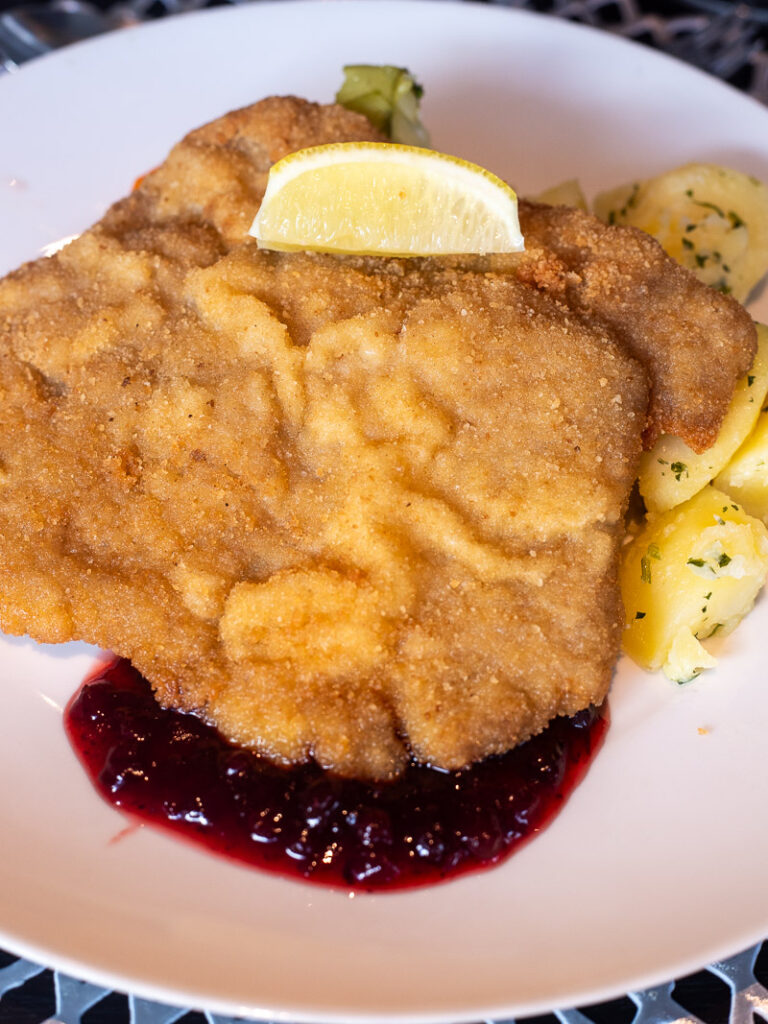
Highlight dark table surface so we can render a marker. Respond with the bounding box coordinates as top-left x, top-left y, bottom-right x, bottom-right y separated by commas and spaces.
1, 1, 767, 1021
